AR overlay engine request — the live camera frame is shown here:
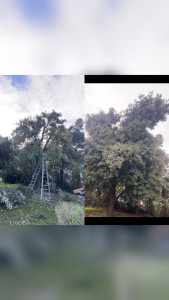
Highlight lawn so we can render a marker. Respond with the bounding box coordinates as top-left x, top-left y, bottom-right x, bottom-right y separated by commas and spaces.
0, 185, 84, 225
0, 197, 58, 225
85, 207, 152, 217
0, 182, 22, 188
